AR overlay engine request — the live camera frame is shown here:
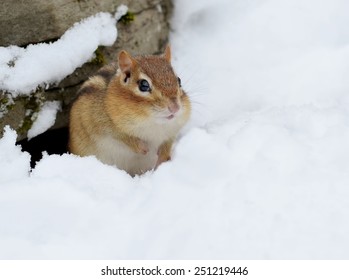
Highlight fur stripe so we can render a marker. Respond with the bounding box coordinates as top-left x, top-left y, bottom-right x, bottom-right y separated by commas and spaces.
79, 76, 107, 94
95, 64, 116, 84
